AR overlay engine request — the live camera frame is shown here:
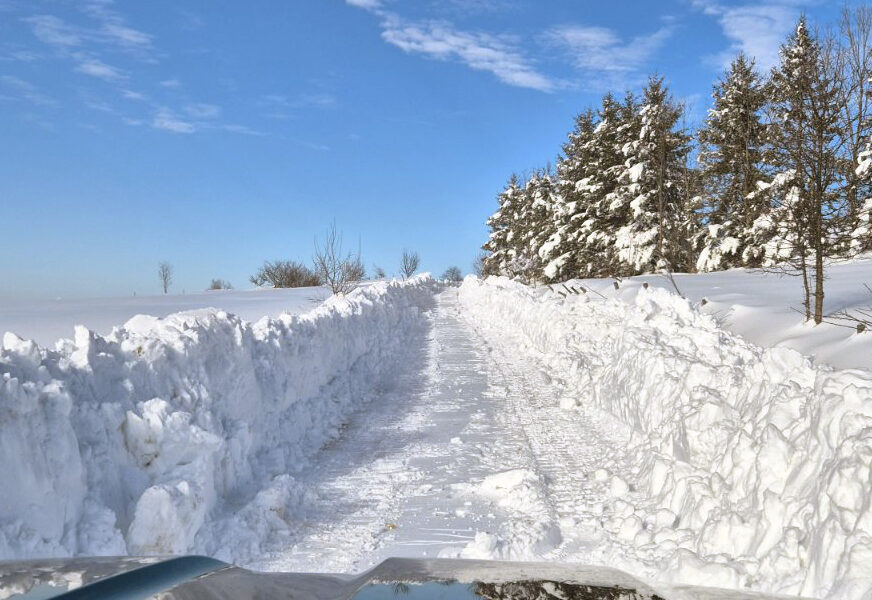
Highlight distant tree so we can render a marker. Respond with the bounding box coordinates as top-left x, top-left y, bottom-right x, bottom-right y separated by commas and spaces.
158, 261, 173, 294
250, 260, 321, 288
441, 266, 462, 282
313, 221, 364, 295
400, 249, 420, 279
374, 265, 387, 279
208, 279, 232, 290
